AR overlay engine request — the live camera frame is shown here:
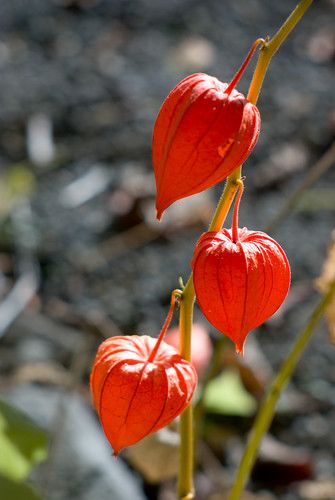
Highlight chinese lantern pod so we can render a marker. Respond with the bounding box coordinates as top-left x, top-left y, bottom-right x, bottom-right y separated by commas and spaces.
192, 228, 291, 353
90, 335, 197, 455
152, 73, 260, 219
